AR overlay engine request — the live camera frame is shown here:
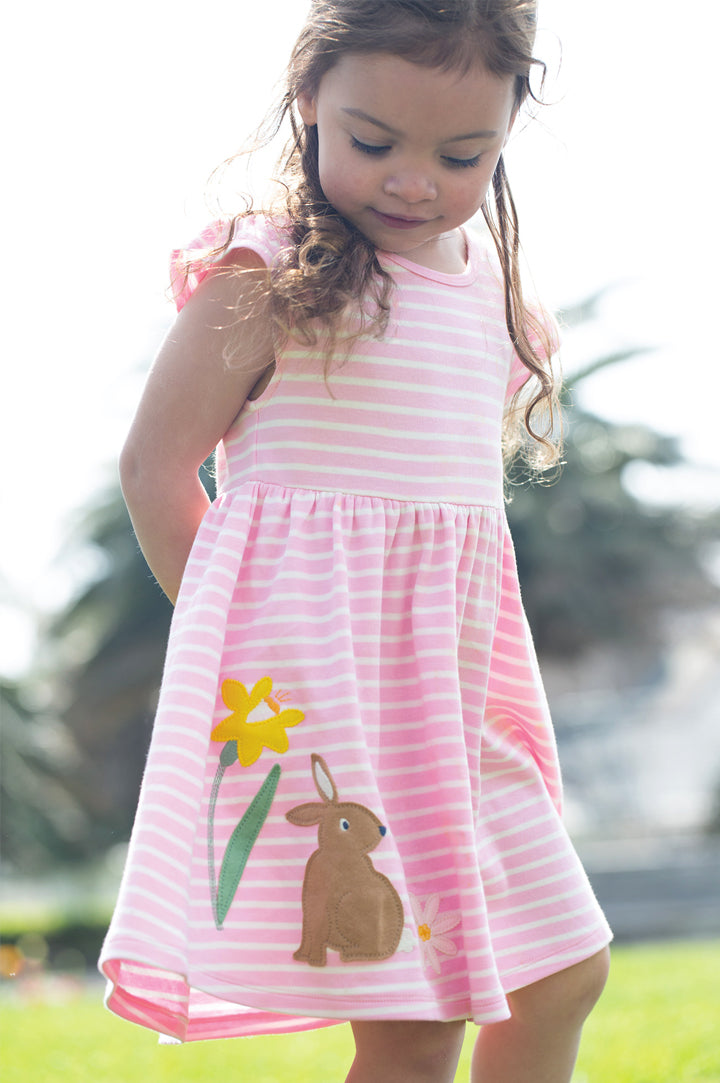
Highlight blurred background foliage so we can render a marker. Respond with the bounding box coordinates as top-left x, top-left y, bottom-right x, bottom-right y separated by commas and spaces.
2, 301, 719, 877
